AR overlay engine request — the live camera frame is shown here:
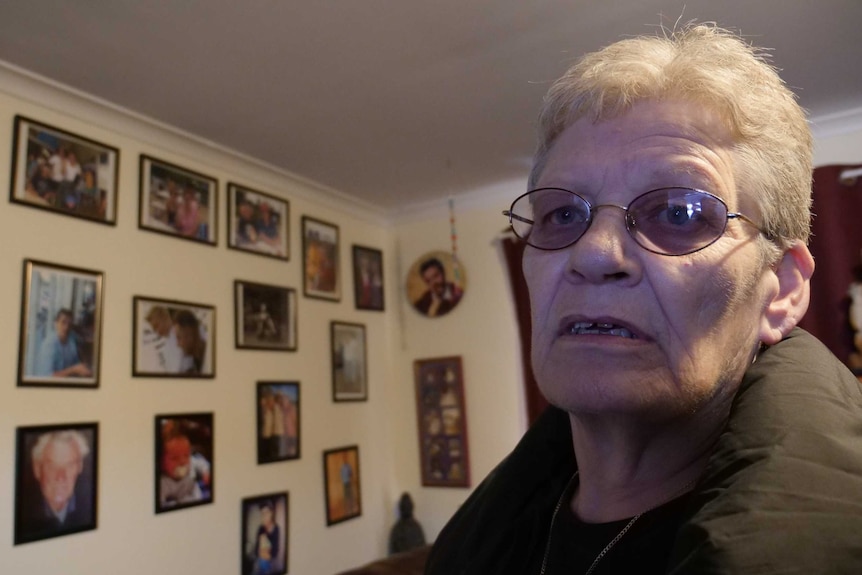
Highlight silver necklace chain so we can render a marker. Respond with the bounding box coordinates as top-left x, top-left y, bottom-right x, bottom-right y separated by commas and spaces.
539, 470, 696, 575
